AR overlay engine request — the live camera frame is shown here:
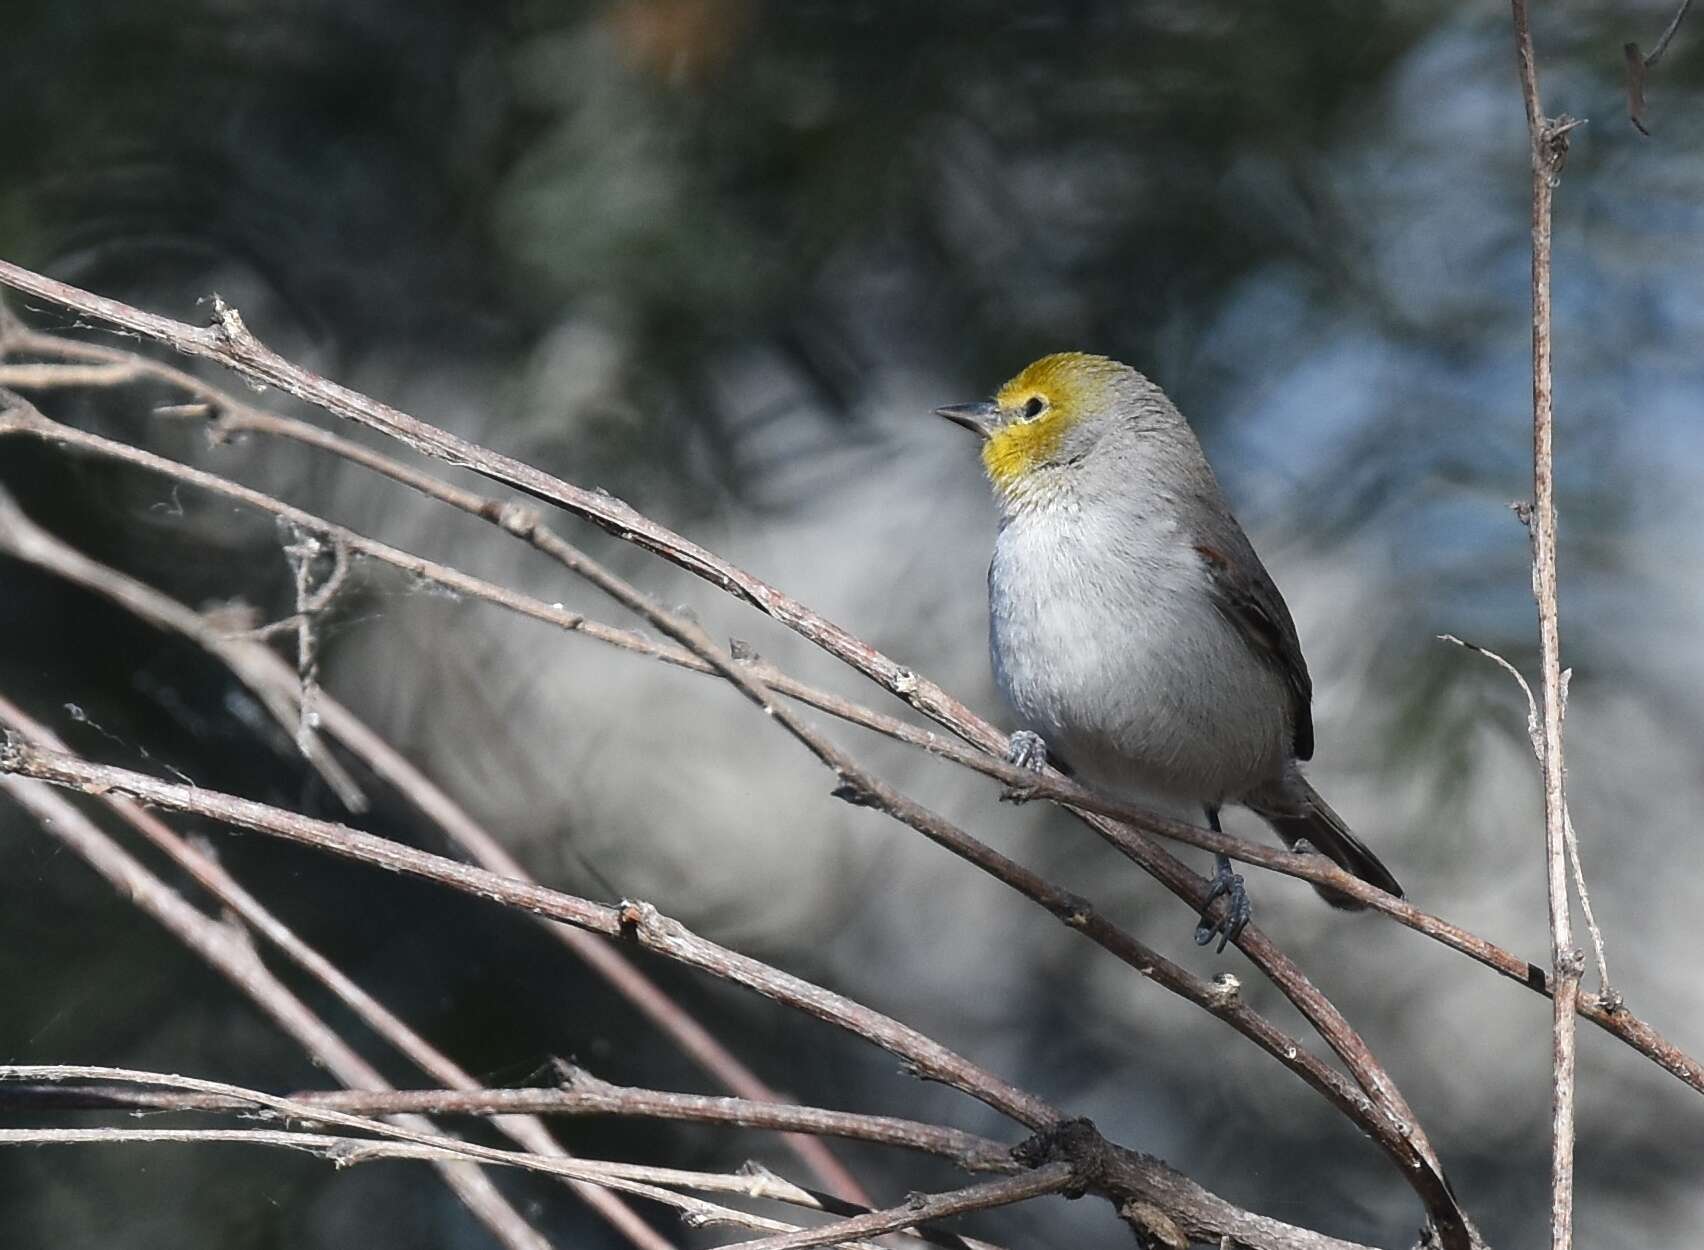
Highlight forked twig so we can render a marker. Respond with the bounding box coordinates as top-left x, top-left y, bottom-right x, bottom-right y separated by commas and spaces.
1625, 0, 1695, 134
1440, 637, 1613, 999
